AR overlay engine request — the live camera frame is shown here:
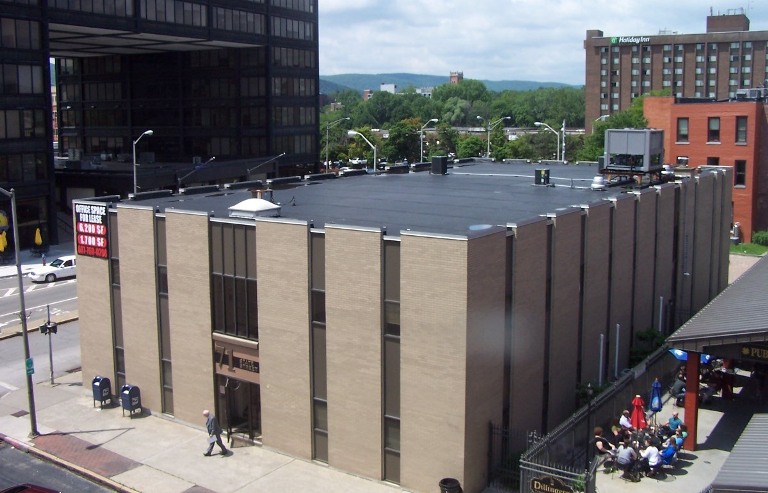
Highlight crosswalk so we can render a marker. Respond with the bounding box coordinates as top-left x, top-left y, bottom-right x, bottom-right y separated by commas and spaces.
1, 278, 76, 298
